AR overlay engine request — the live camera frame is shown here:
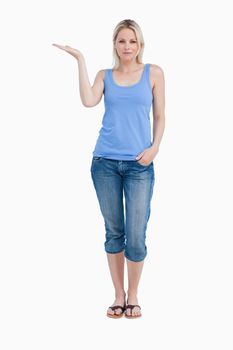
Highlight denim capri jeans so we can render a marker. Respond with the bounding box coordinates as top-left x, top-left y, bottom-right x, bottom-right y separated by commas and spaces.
90, 156, 155, 262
